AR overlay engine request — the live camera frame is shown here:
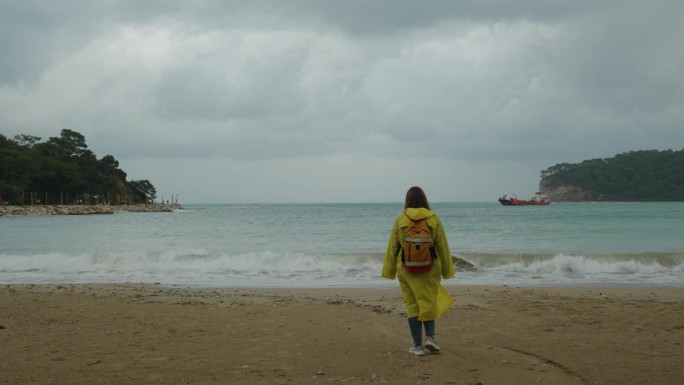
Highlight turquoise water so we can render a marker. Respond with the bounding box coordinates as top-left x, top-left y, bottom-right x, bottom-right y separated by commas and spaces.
1, 202, 683, 287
